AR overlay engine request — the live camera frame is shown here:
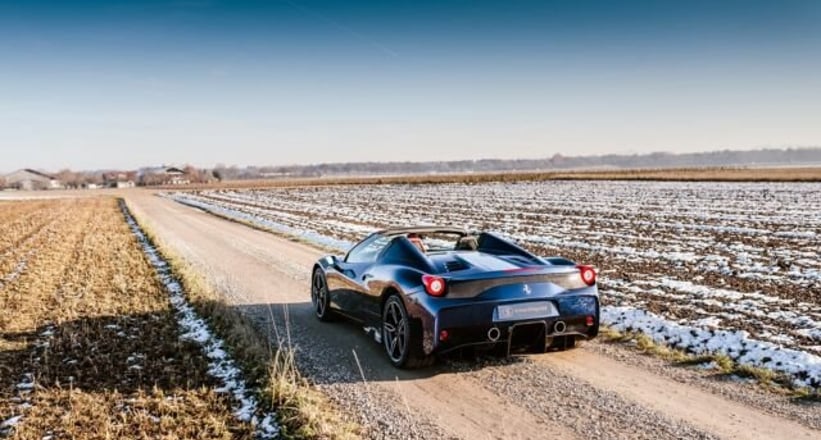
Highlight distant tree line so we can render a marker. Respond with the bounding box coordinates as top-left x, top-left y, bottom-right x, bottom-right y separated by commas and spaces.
213, 147, 821, 180
4, 147, 819, 188
54, 169, 104, 188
